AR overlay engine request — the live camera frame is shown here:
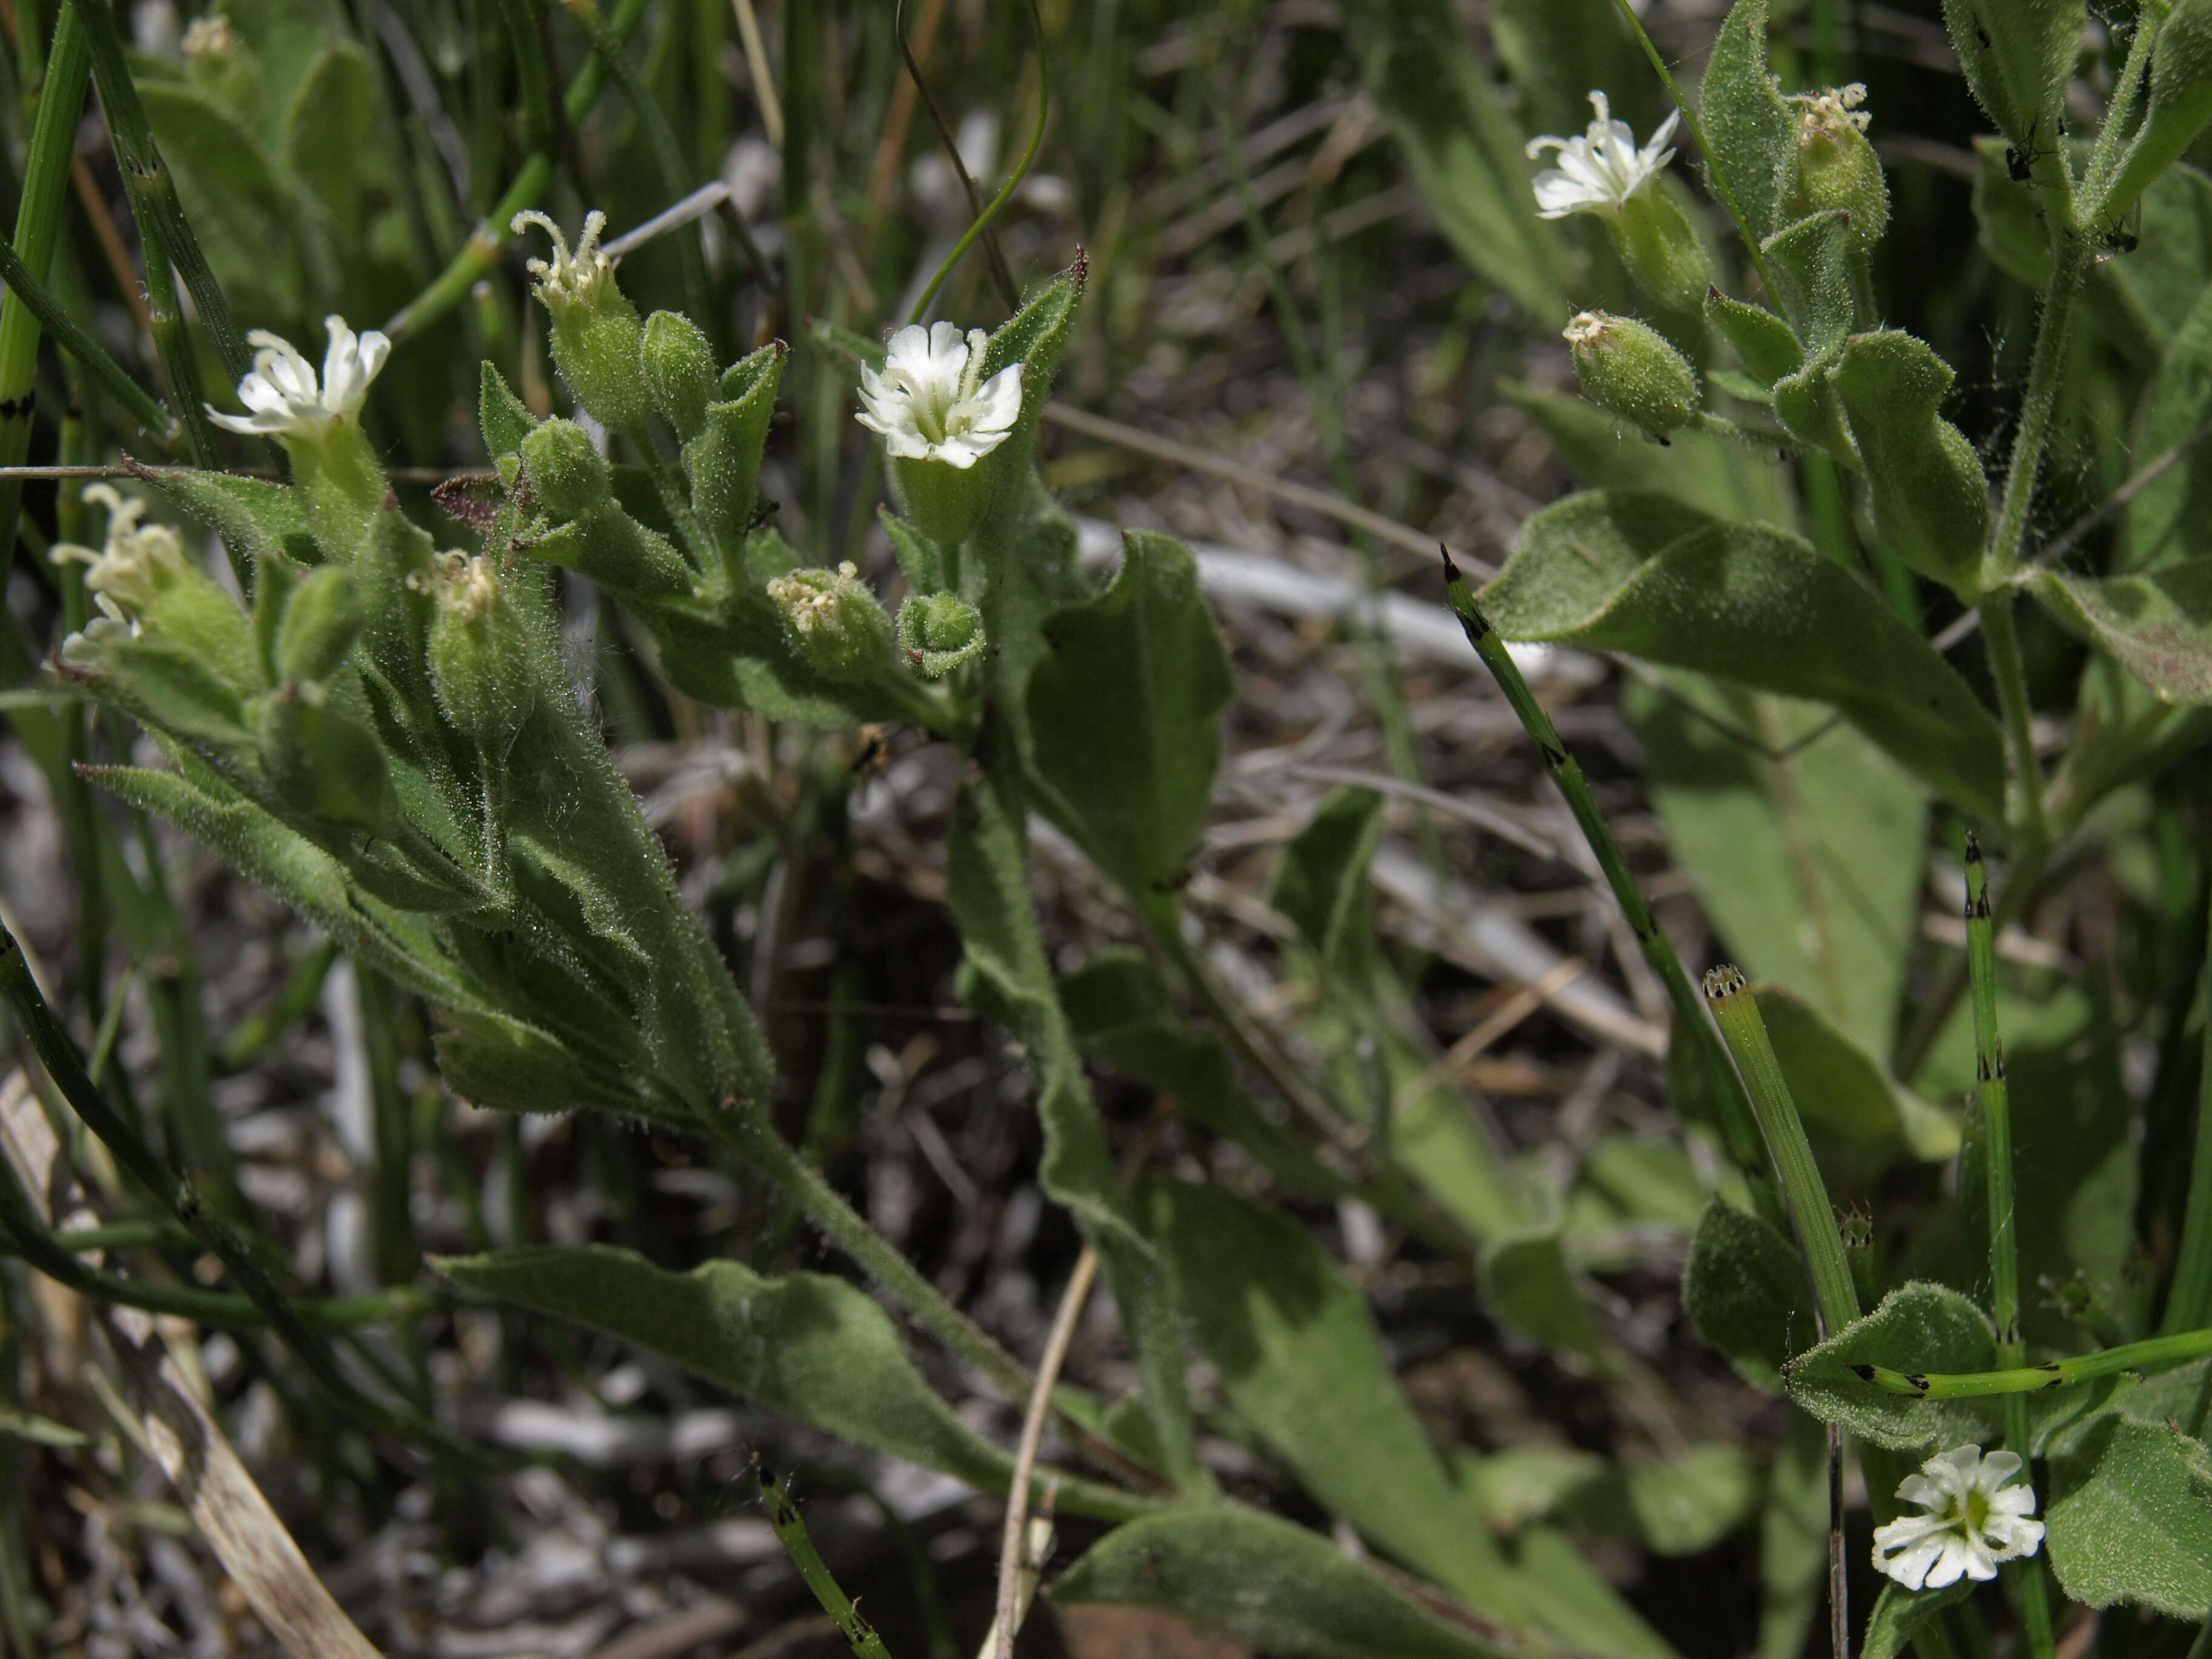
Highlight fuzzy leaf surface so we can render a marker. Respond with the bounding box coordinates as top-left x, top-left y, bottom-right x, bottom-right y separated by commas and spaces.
2029, 561, 2212, 704
1784, 1282, 2002, 1449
